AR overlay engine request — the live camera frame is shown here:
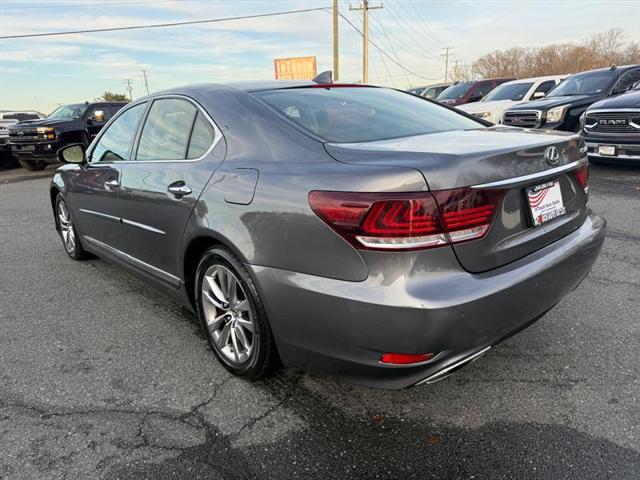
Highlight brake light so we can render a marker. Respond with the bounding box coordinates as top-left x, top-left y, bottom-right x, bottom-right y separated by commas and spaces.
308, 188, 505, 251
573, 163, 589, 195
